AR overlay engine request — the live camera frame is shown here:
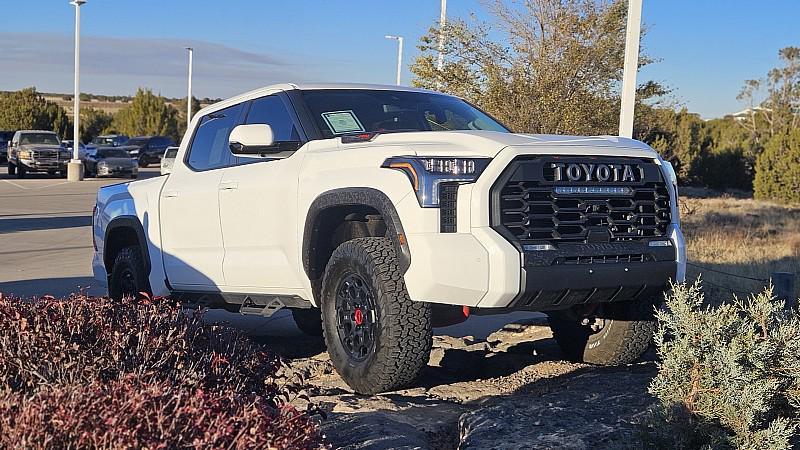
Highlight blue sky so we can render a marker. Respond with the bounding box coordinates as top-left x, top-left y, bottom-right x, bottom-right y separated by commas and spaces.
1, 1, 798, 118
